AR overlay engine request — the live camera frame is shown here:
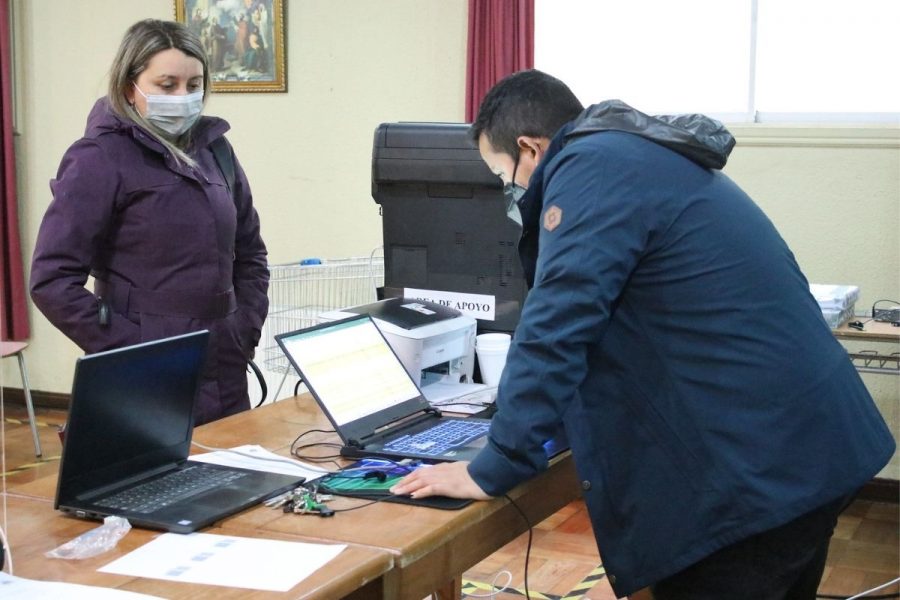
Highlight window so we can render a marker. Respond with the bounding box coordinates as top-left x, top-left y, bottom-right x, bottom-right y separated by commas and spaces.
535, 0, 900, 123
